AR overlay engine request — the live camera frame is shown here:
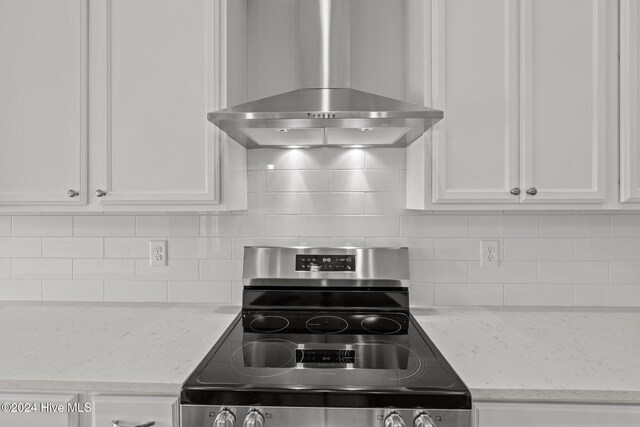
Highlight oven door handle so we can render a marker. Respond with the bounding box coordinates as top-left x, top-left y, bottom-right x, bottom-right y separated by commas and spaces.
112, 421, 155, 427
